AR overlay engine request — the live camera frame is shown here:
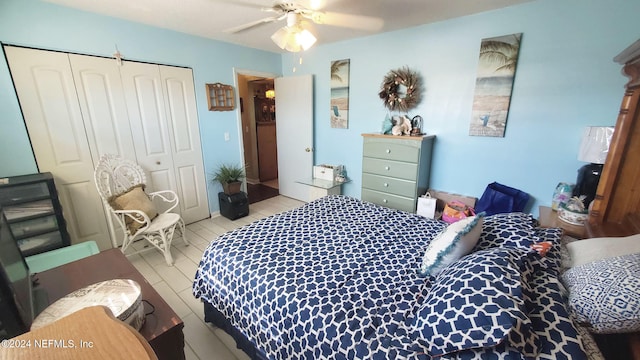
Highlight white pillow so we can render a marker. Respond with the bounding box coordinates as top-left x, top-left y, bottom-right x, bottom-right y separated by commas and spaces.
567, 234, 640, 267
419, 213, 485, 277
